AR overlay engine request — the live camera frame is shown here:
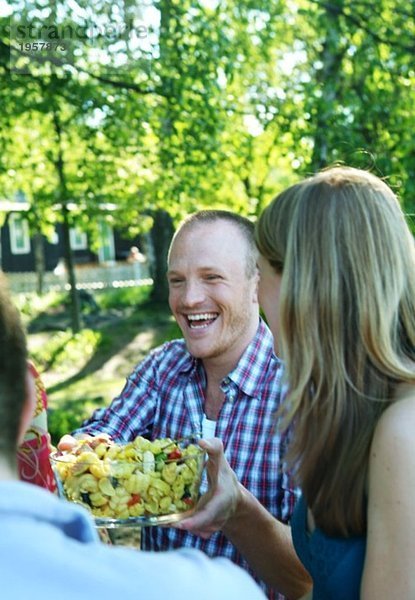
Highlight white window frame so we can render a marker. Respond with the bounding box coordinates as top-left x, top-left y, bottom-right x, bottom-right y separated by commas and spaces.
98, 220, 115, 264
9, 213, 31, 254
50, 229, 59, 245
69, 227, 88, 250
